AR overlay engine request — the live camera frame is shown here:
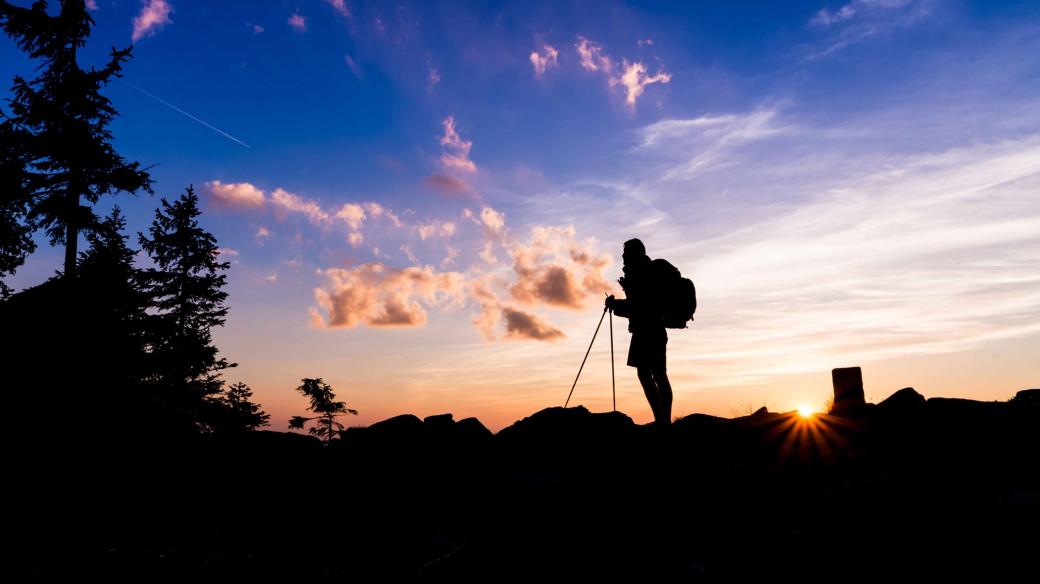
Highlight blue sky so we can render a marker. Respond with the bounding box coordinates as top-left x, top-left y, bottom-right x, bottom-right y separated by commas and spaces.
4, 0, 1039, 429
